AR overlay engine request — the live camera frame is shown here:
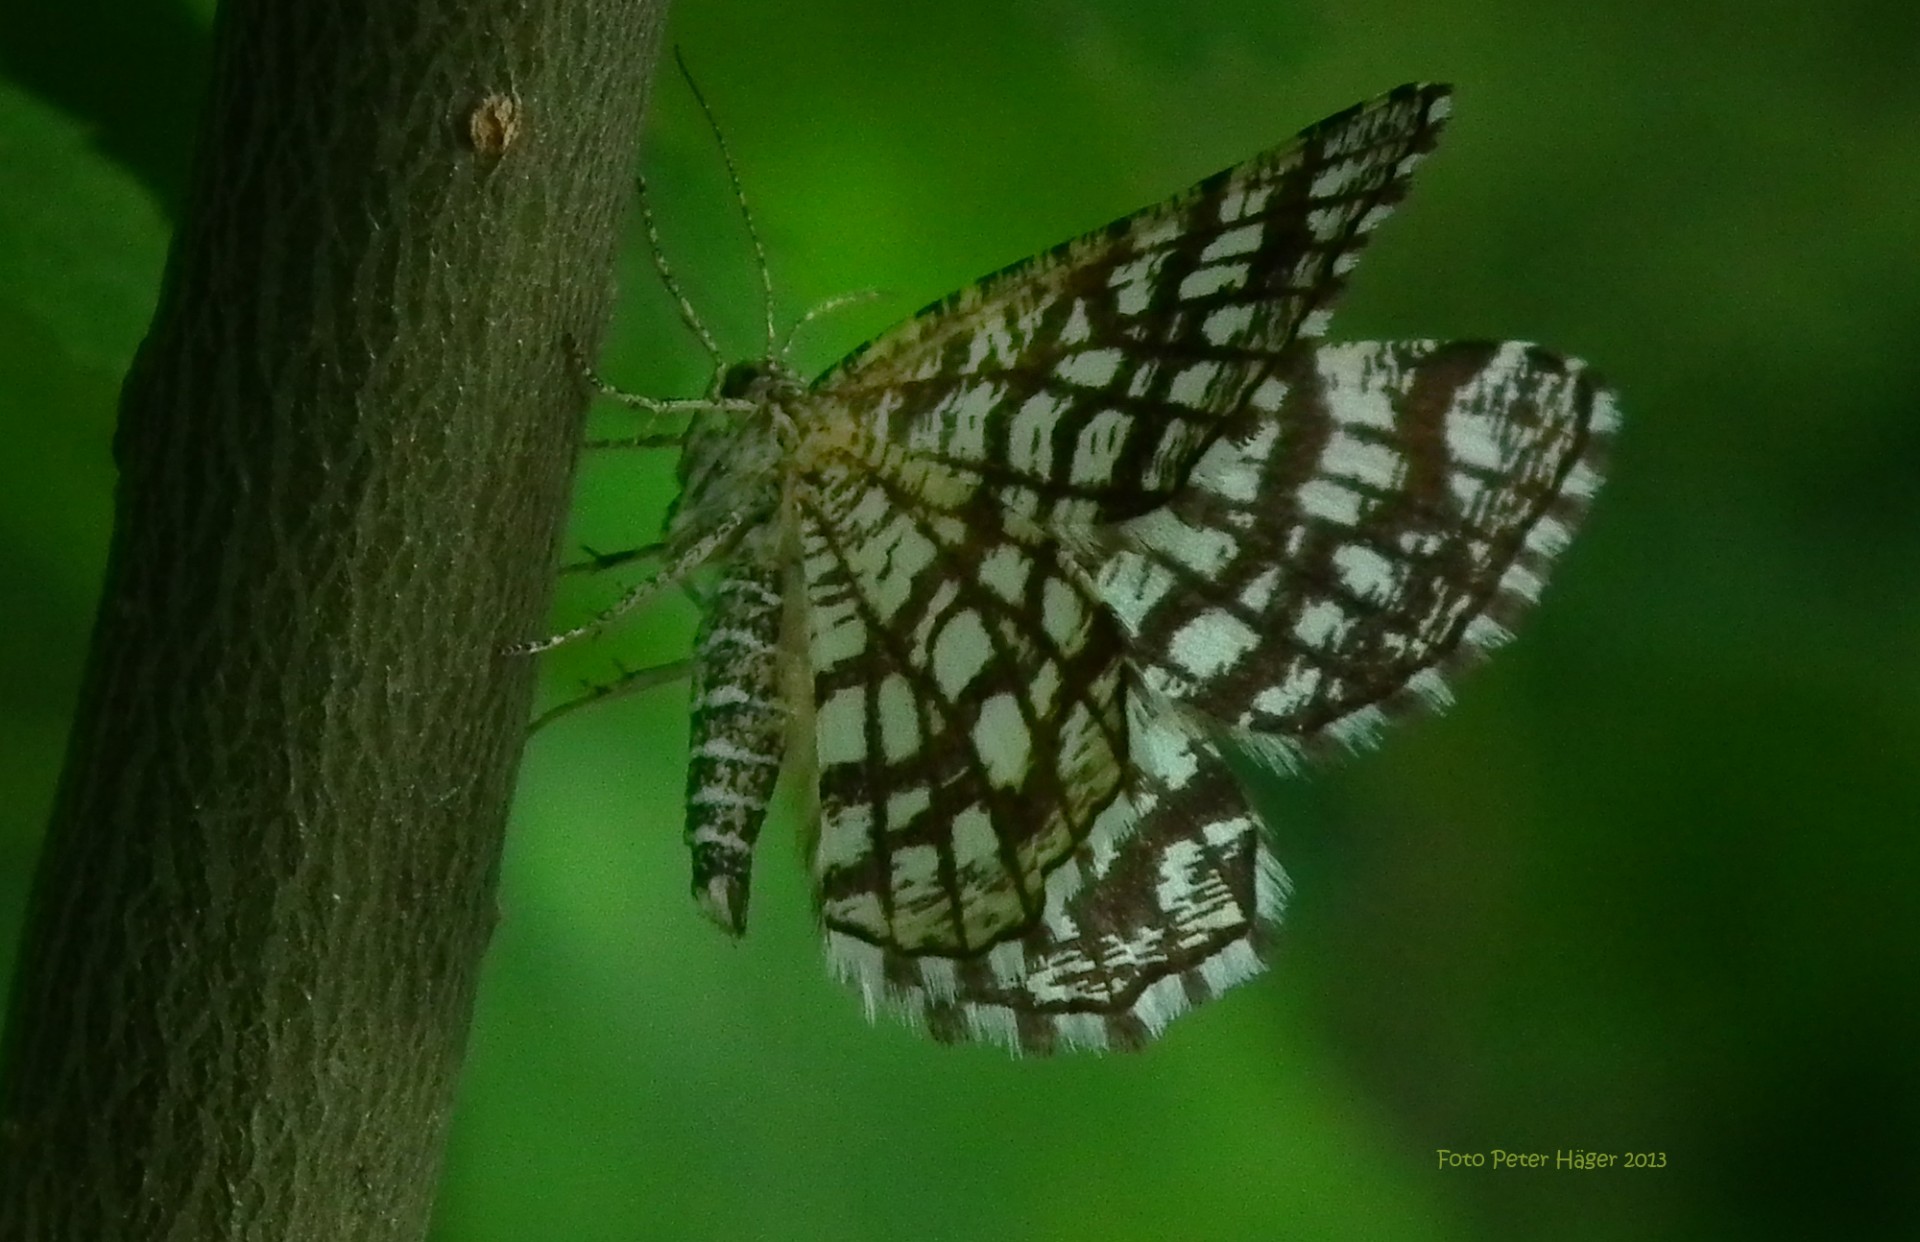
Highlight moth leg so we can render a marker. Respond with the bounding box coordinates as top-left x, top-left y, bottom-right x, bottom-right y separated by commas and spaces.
562, 334, 751, 443
583, 430, 688, 451
560, 542, 665, 576
592, 389, 757, 417
531, 657, 694, 734
511, 513, 747, 654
